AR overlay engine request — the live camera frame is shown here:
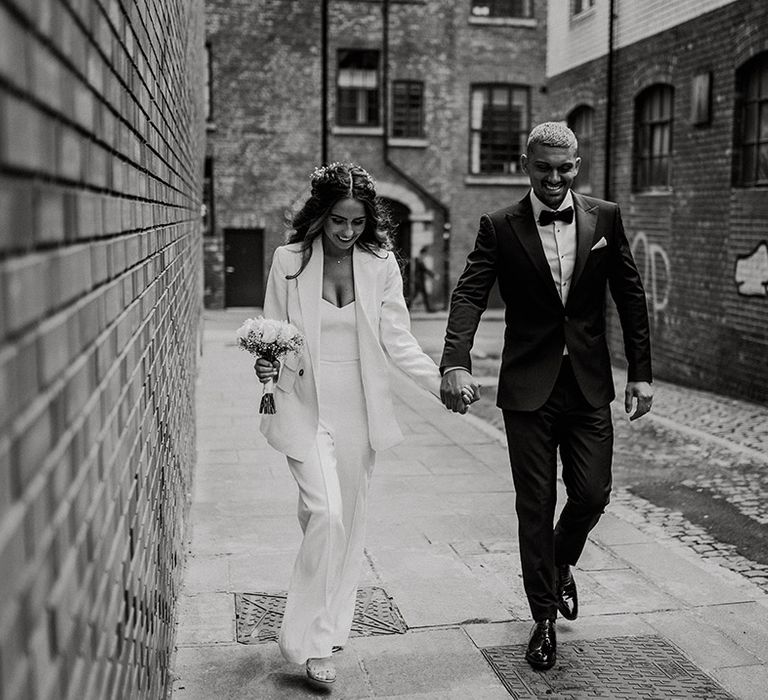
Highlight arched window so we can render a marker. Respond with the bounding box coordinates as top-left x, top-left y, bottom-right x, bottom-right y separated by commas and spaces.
567, 105, 594, 193
734, 52, 768, 187
634, 84, 674, 190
